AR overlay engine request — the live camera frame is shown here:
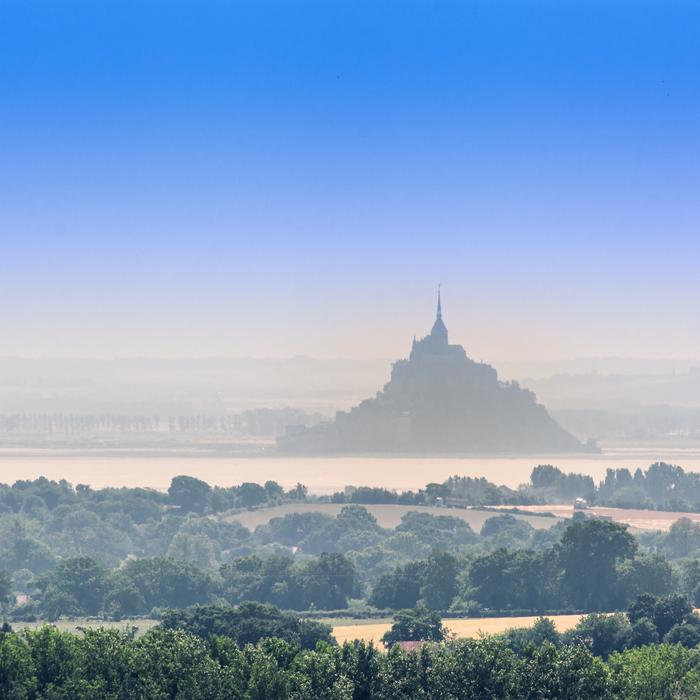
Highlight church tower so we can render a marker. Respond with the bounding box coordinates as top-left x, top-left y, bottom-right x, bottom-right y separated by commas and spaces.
409, 287, 454, 360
